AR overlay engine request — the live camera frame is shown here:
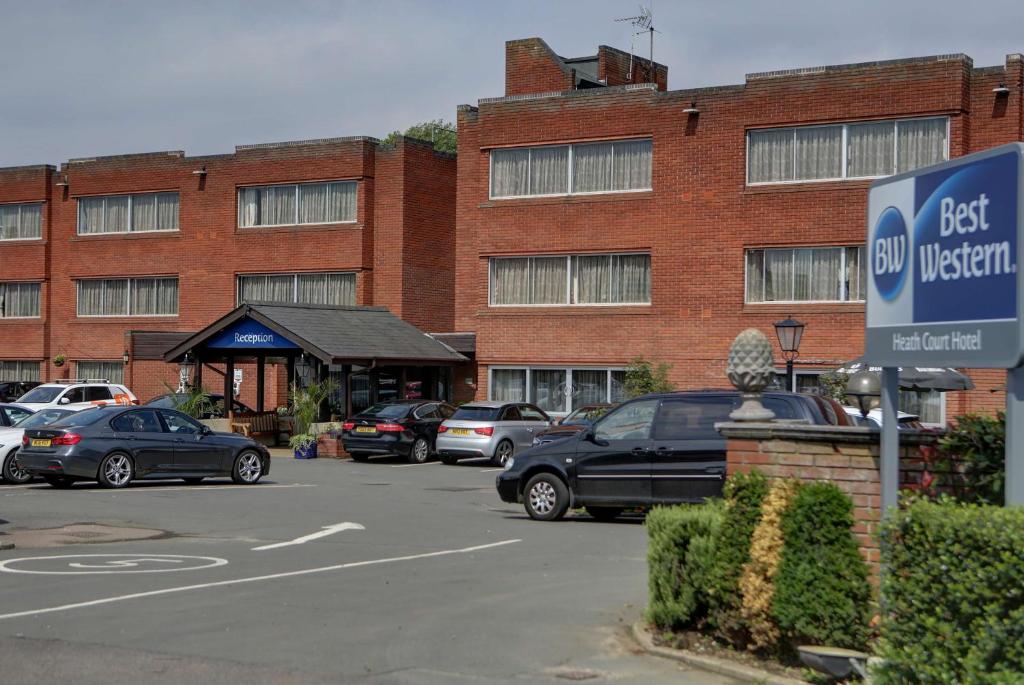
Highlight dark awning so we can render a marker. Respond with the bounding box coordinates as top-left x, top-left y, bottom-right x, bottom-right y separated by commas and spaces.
163, 303, 467, 365
836, 357, 975, 392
